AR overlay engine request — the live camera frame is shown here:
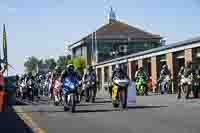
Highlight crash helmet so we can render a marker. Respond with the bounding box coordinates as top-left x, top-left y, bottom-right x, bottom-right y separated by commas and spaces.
114, 64, 121, 72
186, 61, 192, 68
162, 64, 168, 69
139, 67, 143, 71
179, 66, 184, 73
67, 64, 75, 73
88, 65, 93, 72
